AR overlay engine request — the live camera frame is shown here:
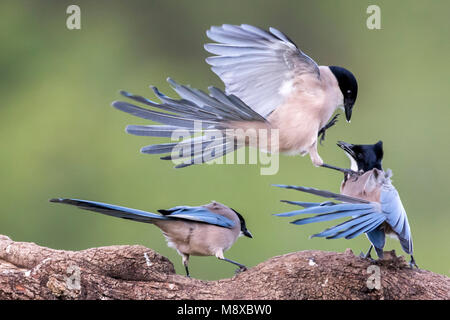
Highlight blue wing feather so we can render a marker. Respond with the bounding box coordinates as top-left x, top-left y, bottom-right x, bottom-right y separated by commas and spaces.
291, 208, 375, 225
163, 206, 235, 228
273, 185, 370, 204
275, 203, 373, 218
380, 187, 413, 254
274, 181, 414, 256
344, 216, 386, 239
312, 213, 375, 238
